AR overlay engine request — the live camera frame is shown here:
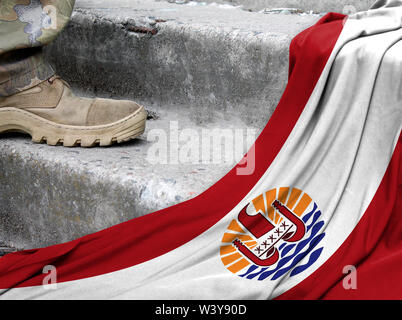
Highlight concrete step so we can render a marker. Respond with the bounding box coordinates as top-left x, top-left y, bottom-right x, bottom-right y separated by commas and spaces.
0, 106, 260, 250
45, 0, 319, 129
1, 0, 322, 250
172, 0, 374, 14
0, 244, 17, 257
